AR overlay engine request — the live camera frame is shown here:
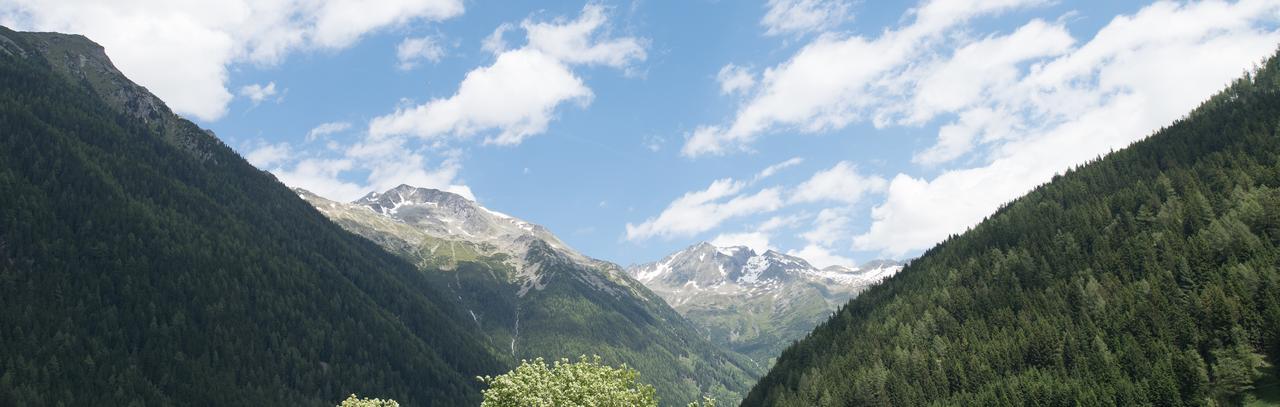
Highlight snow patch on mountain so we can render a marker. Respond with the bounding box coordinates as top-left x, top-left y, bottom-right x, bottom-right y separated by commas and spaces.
629, 241, 902, 292
299, 184, 643, 298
